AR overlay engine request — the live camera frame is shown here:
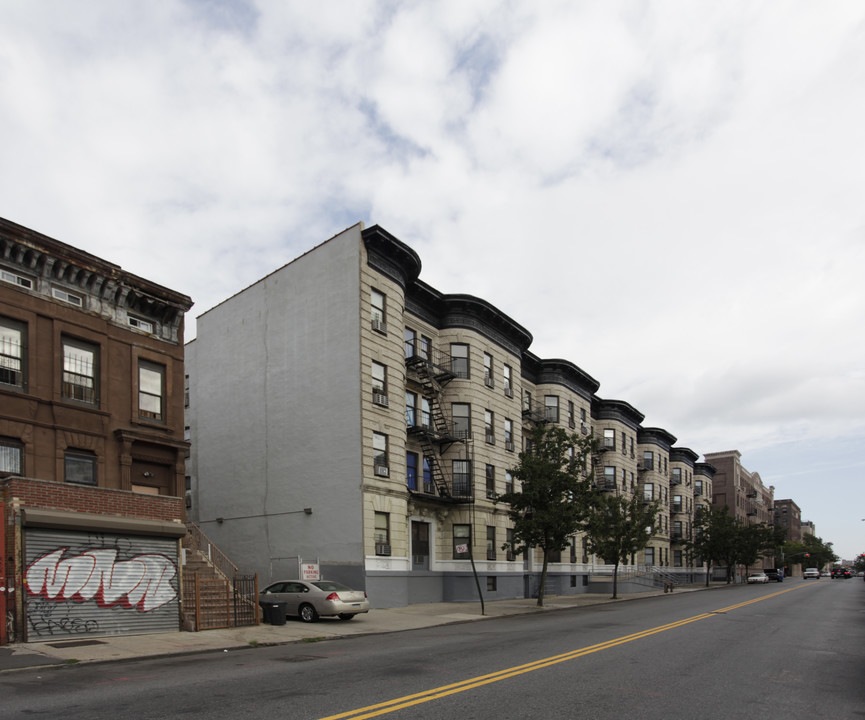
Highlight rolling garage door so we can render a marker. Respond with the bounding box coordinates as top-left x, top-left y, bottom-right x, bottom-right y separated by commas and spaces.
24, 528, 181, 641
